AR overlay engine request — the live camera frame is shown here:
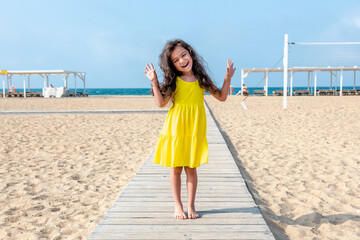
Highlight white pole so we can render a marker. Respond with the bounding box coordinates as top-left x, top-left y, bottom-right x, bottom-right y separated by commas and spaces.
43, 75, 46, 88
240, 70, 244, 95
74, 74, 77, 93
330, 71, 332, 90
28, 75, 30, 92
314, 71, 317, 96
83, 74, 86, 94
335, 71, 338, 93
340, 68, 343, 96
290, 70, 293, 96
311, 72, 313, 94
283, 34, 288, 109
265, 70, 268, 96
2, 75, 5, 98
65, 74, 68, 89
354, 71, 356, 90
46, 75, 49, 87
23, 75, 26, 98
